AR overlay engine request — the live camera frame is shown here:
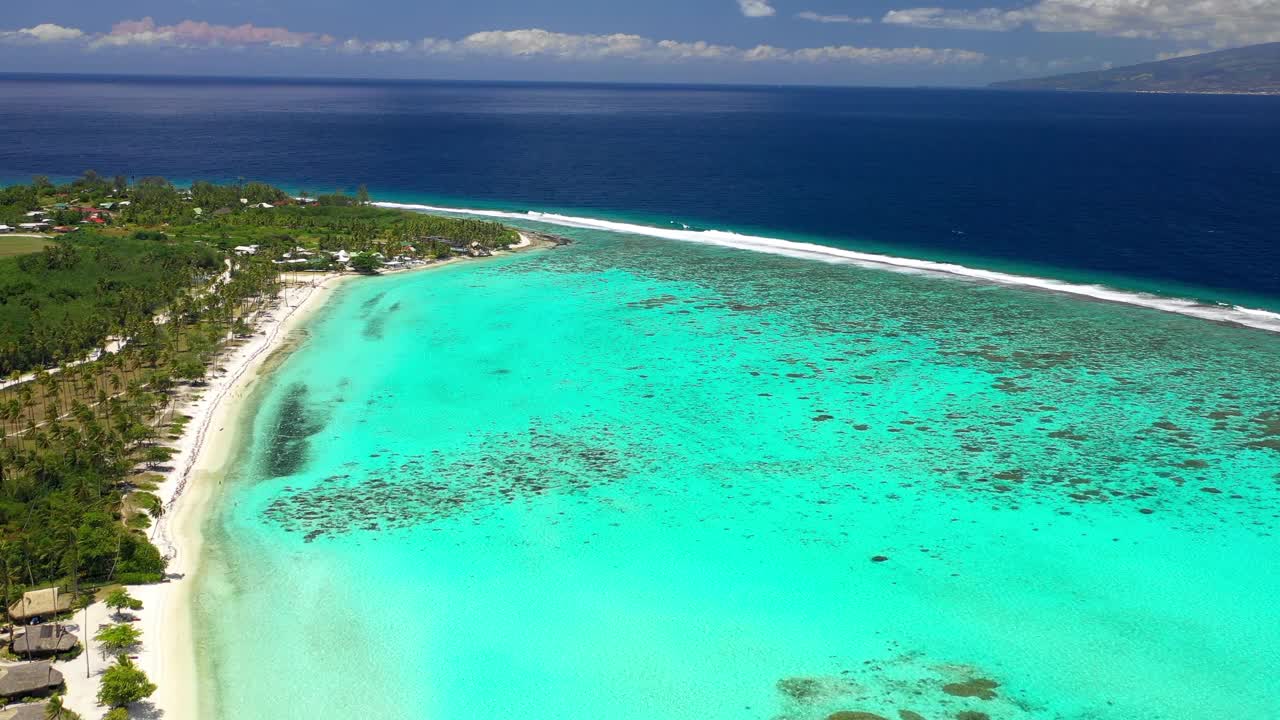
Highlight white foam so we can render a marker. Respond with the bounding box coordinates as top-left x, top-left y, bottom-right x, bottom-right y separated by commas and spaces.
374, 201, 1280, 334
